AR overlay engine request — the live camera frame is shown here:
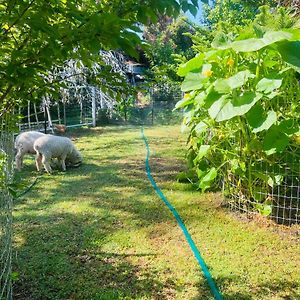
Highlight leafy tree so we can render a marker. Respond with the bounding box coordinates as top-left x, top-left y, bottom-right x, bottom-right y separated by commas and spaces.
0, 0, 198, 117
142, 16, 196, 102
203, 0, 277, 29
